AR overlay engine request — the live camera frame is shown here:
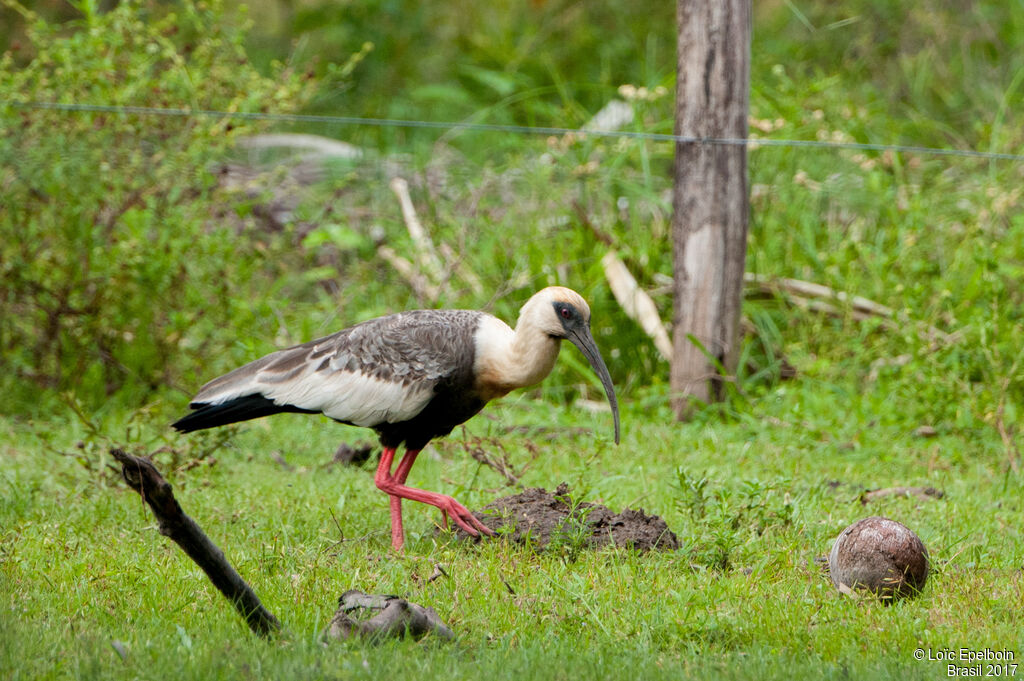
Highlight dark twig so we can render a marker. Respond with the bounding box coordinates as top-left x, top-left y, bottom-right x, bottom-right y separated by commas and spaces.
462, 435, 523, 486
860, 486, 945, 504
110, 448, 282, 638
426, 563, 449, 584
572, 200, 615, 246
